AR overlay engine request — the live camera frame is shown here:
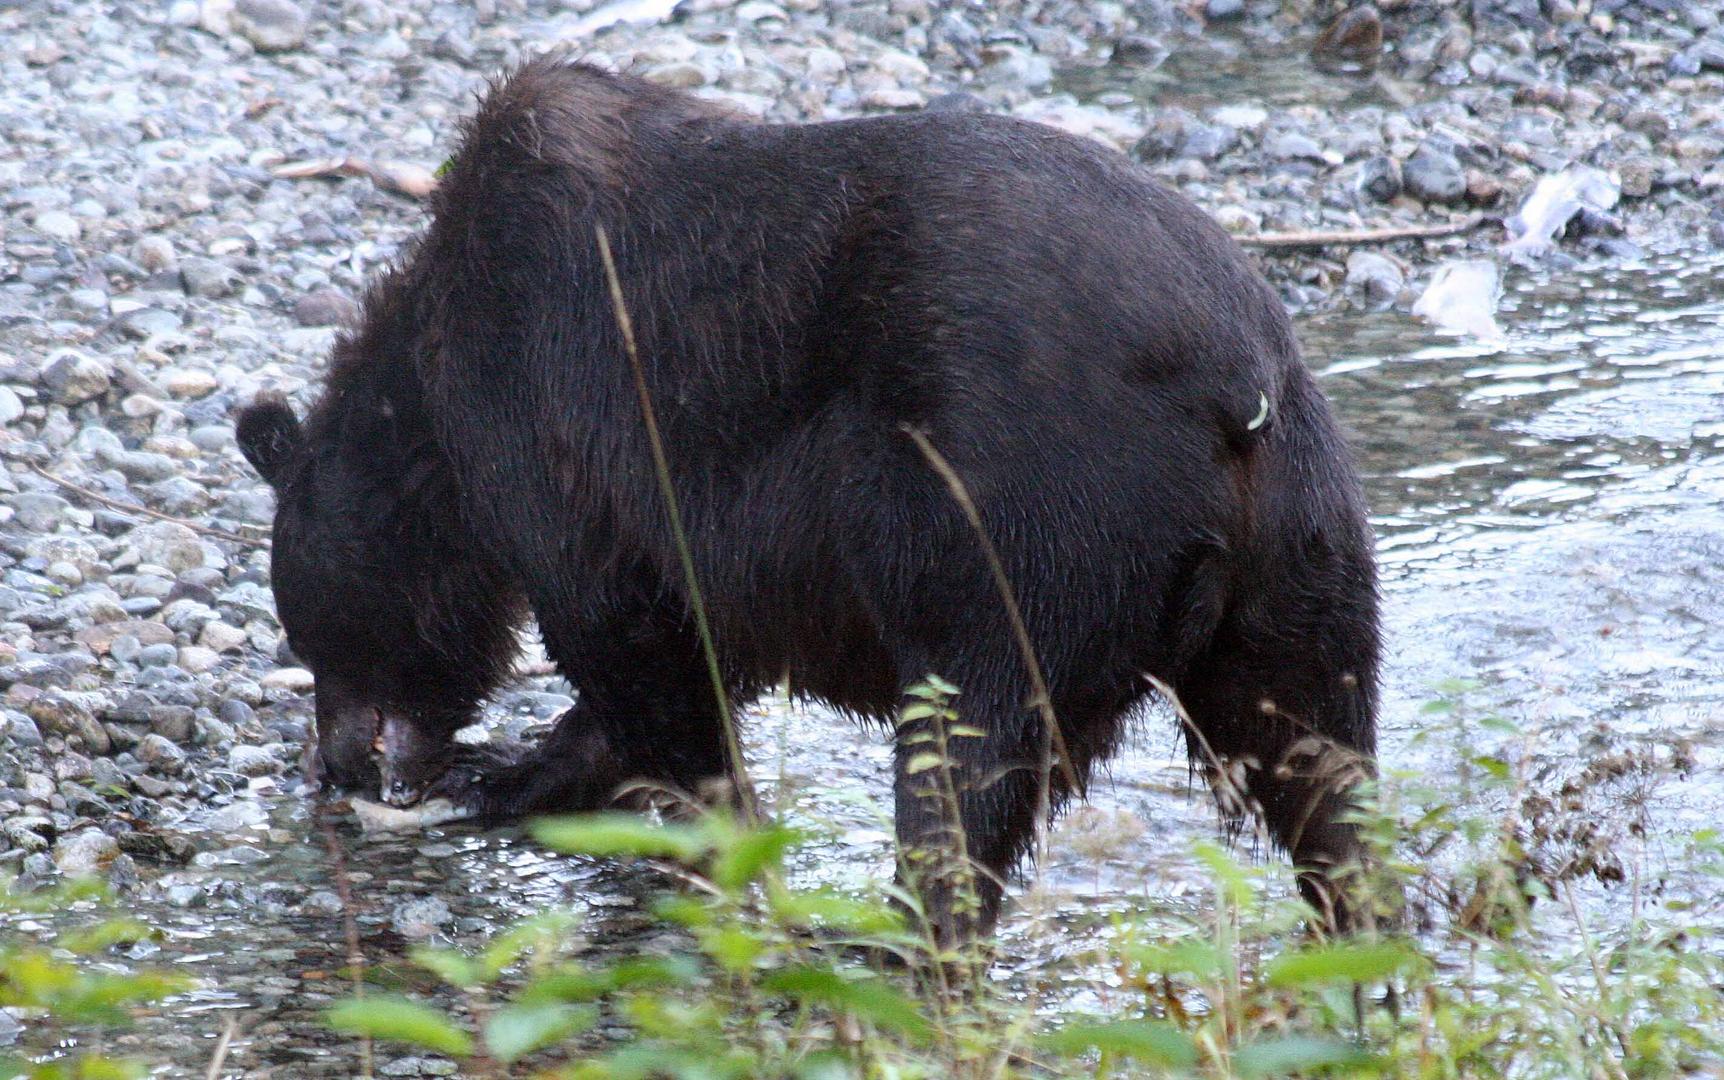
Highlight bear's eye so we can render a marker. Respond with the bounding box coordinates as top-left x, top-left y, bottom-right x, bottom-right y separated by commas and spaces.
379, 398, 395, 419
